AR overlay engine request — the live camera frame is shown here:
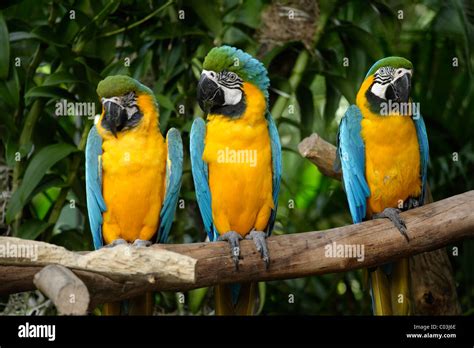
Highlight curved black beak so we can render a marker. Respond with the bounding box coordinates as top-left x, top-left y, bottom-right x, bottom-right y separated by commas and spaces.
197, 74, 224, 113
102, 100, 127, 137
387, 73, 411, 103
